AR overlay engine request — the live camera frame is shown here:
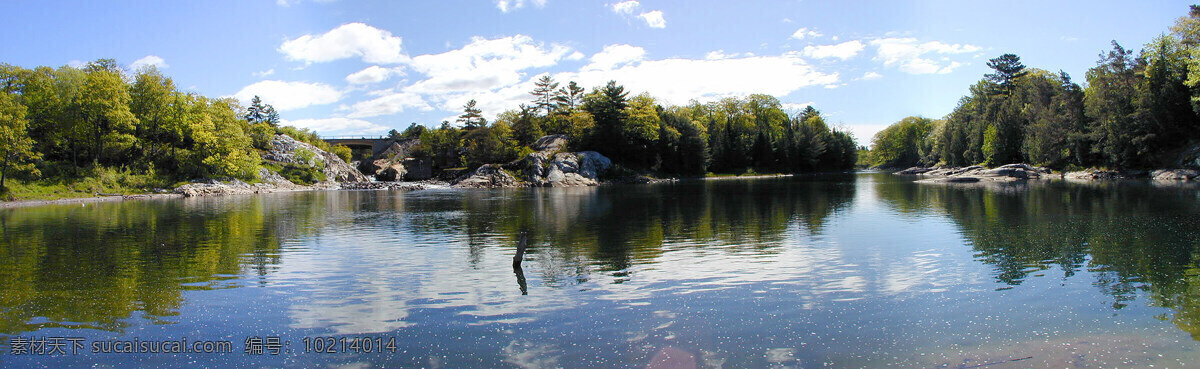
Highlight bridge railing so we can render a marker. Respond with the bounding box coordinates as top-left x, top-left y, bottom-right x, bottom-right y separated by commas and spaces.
322, 136, 389, 140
